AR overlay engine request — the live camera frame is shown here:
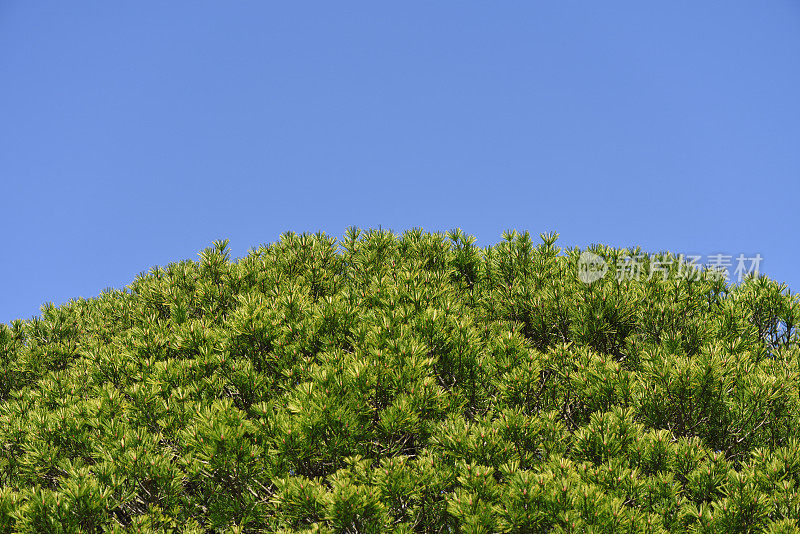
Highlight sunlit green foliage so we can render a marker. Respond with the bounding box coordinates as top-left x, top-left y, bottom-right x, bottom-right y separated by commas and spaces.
0, 227, 799, 532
